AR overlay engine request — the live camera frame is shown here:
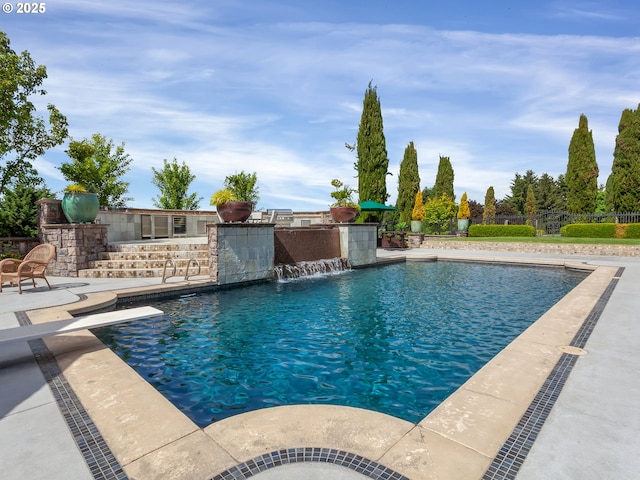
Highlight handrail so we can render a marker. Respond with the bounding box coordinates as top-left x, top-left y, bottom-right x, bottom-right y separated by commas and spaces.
162, 256, 202, 283
184, 258, 201, 281
161, 258, 177, 284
